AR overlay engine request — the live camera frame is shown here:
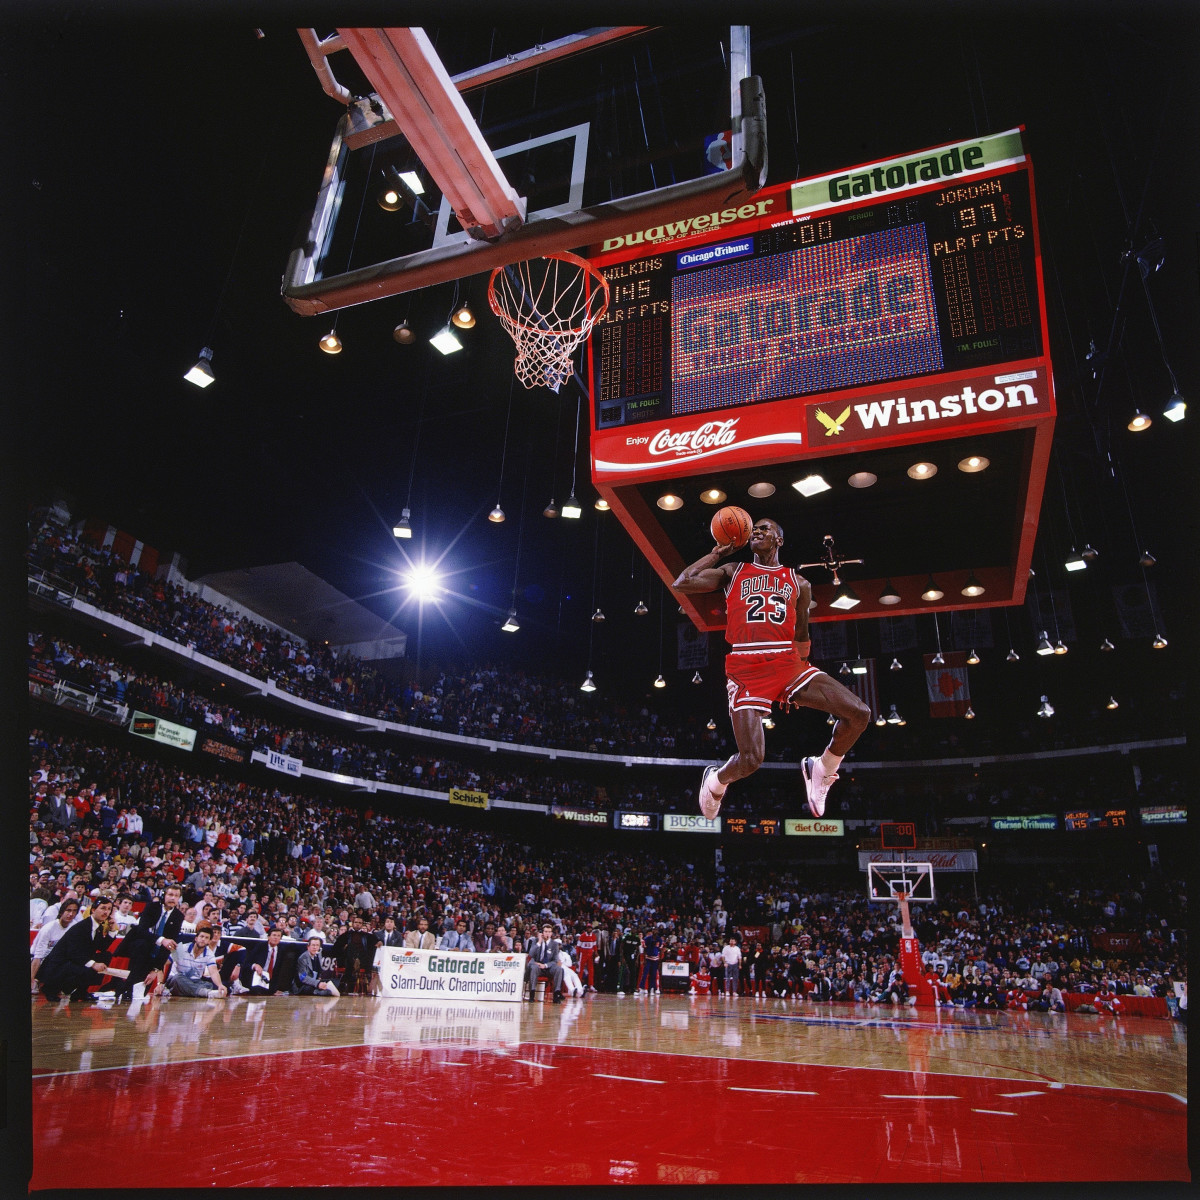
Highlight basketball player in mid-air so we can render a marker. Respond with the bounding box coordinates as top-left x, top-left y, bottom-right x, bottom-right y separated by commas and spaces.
674, 518, 870, 820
